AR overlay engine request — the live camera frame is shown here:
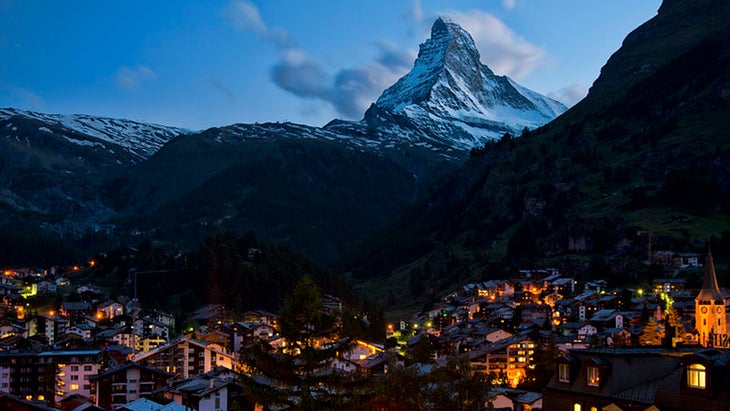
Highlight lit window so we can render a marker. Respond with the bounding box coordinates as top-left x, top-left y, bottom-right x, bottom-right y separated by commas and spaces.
70, 384, 79, 390
687, 364, 706, 389
558, 363, 570, 383
587, 366, 600, 387
574, 404, 582, 411
590, 407, 598, 411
